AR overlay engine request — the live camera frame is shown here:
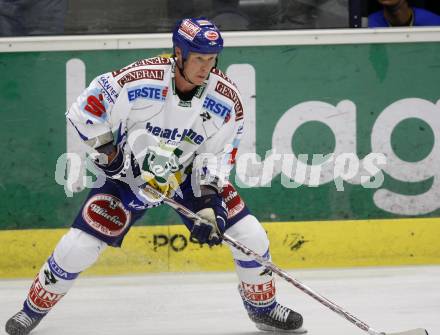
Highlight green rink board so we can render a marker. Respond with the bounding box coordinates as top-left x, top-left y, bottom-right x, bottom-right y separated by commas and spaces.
1, 43, 440, 229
